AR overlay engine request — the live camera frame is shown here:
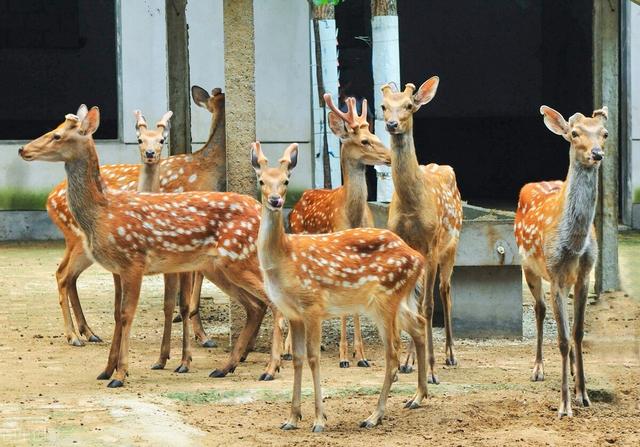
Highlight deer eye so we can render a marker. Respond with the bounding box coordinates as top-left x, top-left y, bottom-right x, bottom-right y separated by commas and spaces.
405, 103, 413, 110
381, 105, 386, 112
53, 134, 61, 140
571, 130, 579, 138
159, 138, 165, 144
361, 139, 370, 146
284, 179, 289, 186
259, 180, 264, 186
137, 138, 142, 144
602, 131, 608, 139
